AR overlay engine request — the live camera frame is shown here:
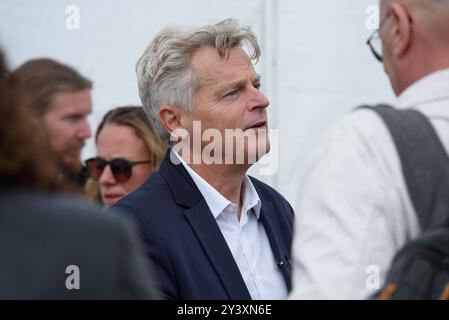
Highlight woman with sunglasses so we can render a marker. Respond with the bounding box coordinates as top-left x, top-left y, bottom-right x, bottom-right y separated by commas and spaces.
85, 106, 166, 207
